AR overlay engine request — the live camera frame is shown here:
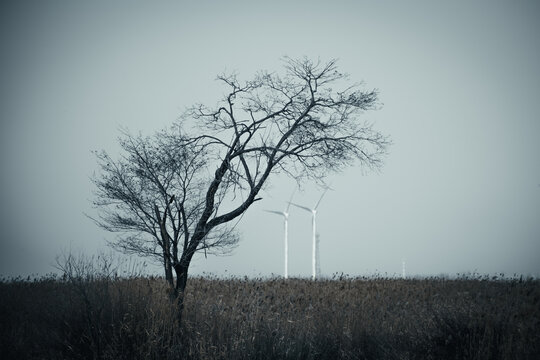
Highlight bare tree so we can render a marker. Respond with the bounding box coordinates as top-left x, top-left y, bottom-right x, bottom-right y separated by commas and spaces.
91, 57, 388, 323
166, 57, 390, 320
90, 128, 239, 299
